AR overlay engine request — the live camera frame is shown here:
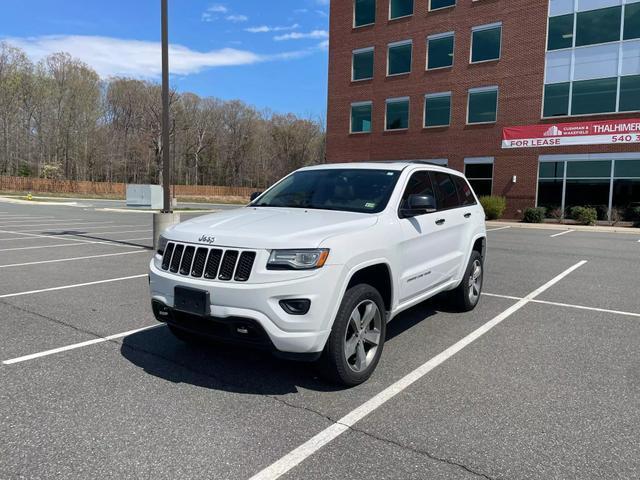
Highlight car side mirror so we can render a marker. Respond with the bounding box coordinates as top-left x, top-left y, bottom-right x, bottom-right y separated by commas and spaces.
401, 194, 437, 218
250, 191, 263, 202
